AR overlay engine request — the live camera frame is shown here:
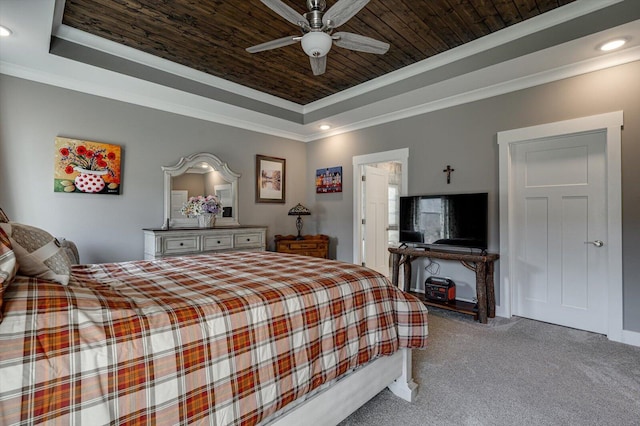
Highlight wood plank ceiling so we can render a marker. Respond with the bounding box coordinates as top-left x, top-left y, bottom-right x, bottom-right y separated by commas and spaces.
62, 0, 574, 105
